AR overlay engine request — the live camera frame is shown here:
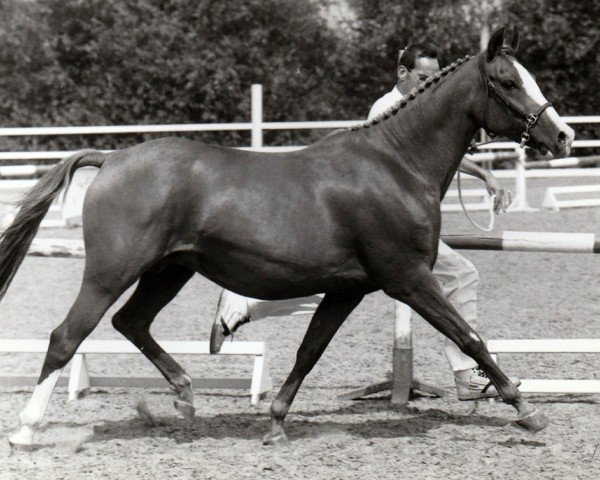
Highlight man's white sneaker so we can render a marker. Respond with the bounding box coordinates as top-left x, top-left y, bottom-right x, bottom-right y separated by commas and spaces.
209, 290, 251, 354
455, 367, 521, 401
